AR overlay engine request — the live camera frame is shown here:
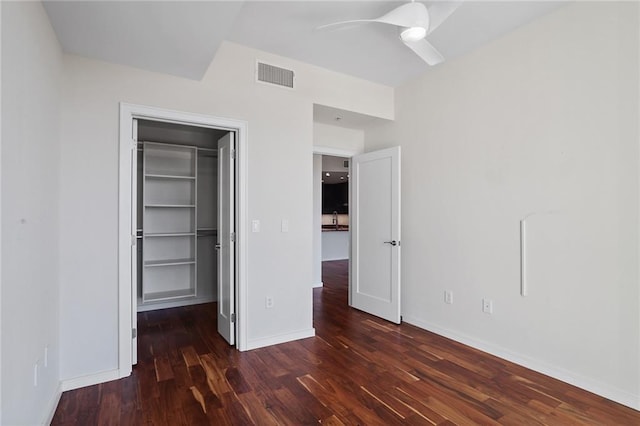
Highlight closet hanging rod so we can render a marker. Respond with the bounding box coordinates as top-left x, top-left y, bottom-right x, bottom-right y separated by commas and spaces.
136, 141, 218, 155
137, 140, 200, 150
139, 140, 191, 146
